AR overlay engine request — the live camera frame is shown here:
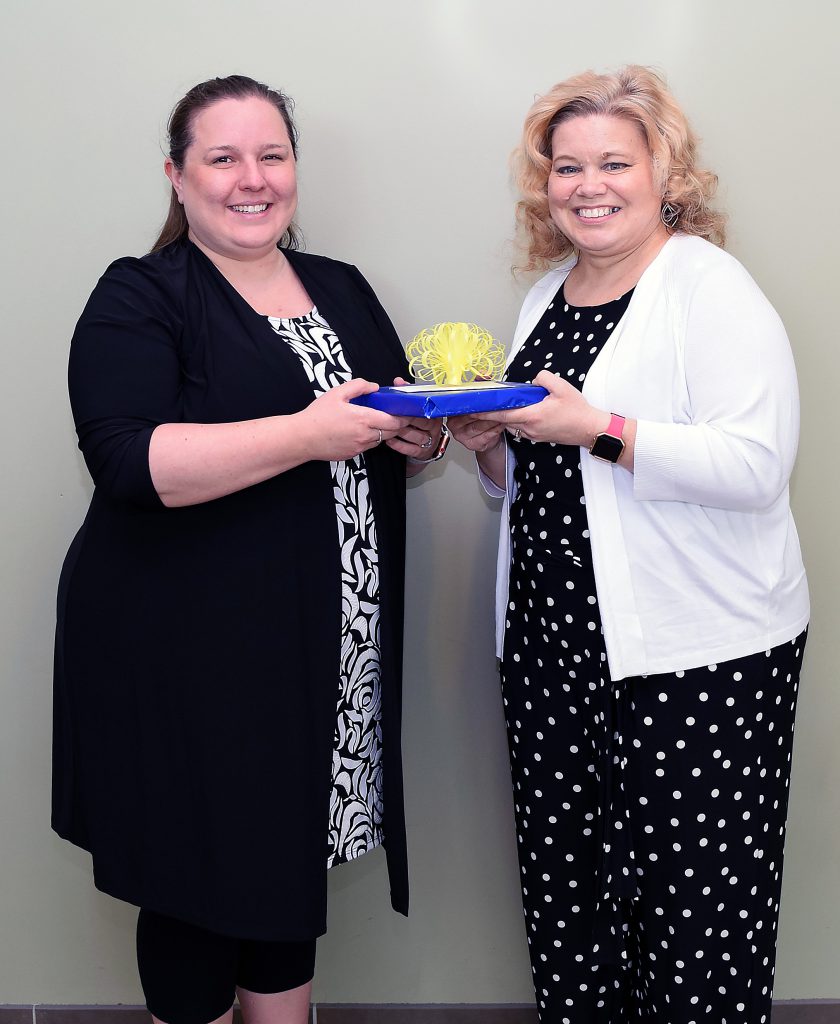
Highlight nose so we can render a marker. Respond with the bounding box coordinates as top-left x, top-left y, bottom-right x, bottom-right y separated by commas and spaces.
238, 158, 267, 191
576, 166, 607, 198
